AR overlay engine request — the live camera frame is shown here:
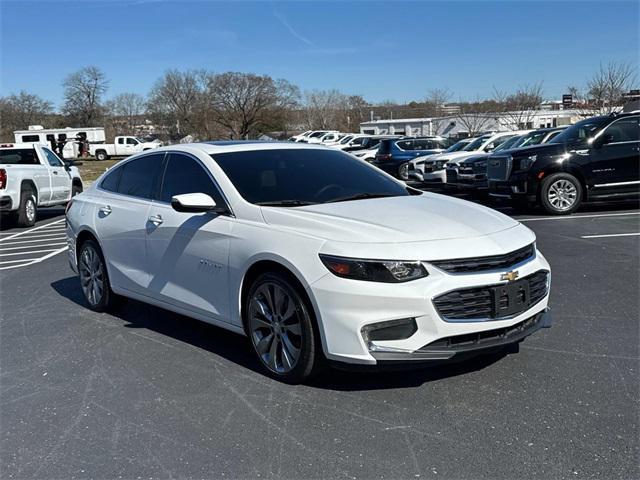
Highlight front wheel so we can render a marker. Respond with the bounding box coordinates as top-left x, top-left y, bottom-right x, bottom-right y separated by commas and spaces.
398, 163, 409, 180
245, 272, 320, 384
540, 173, 582, 215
